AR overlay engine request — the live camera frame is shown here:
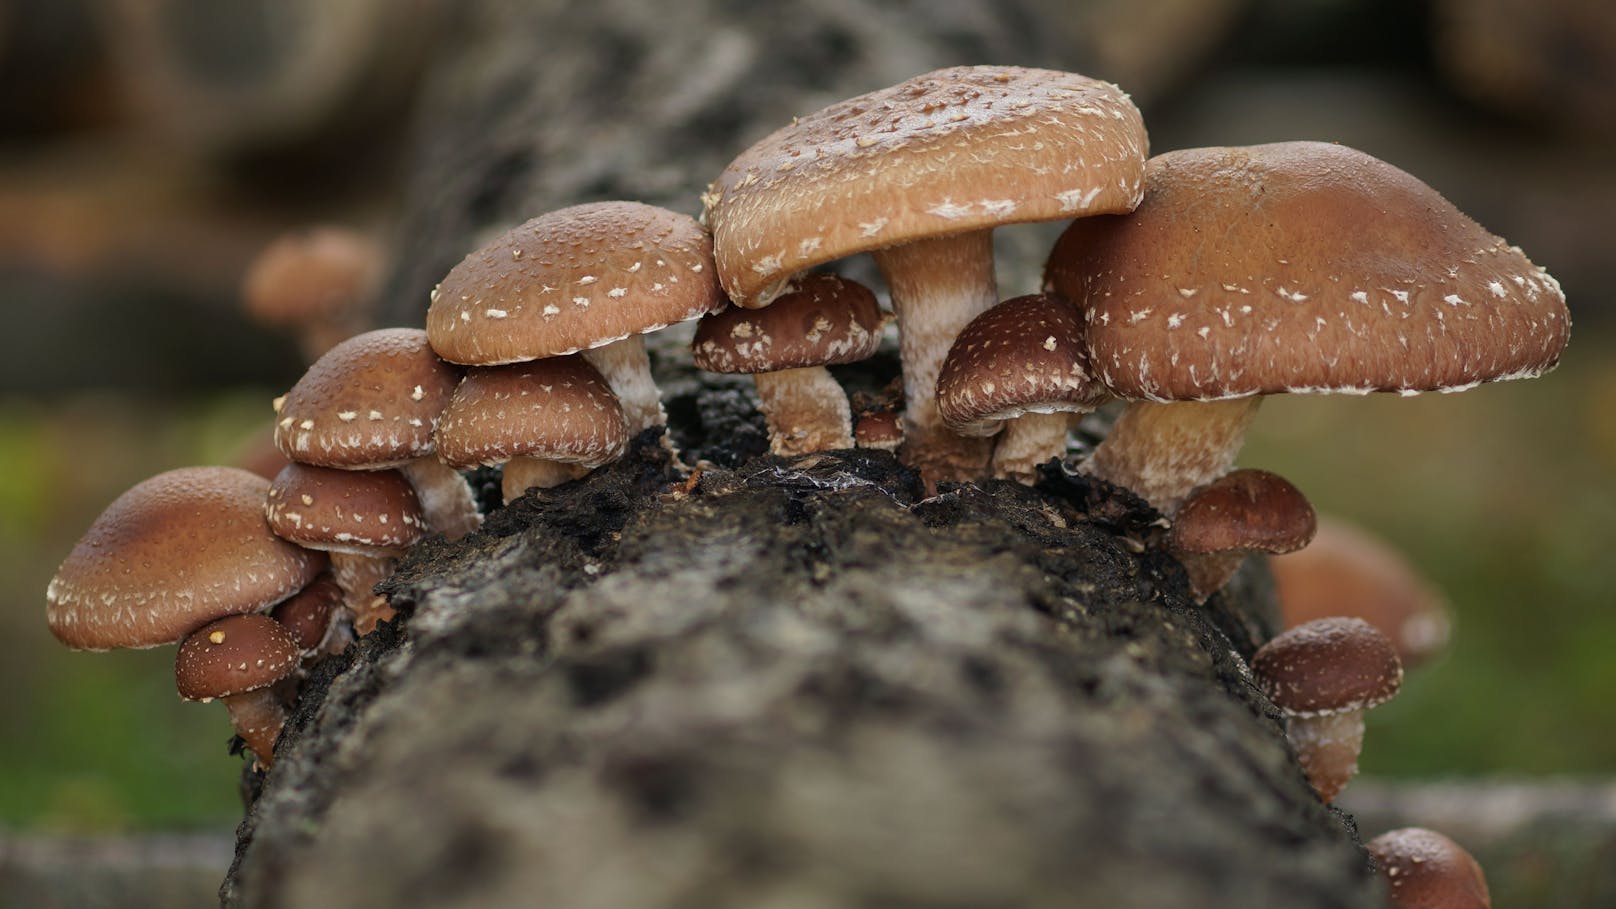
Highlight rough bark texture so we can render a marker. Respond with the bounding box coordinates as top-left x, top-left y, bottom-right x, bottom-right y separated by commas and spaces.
223, 2, 1388, 906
